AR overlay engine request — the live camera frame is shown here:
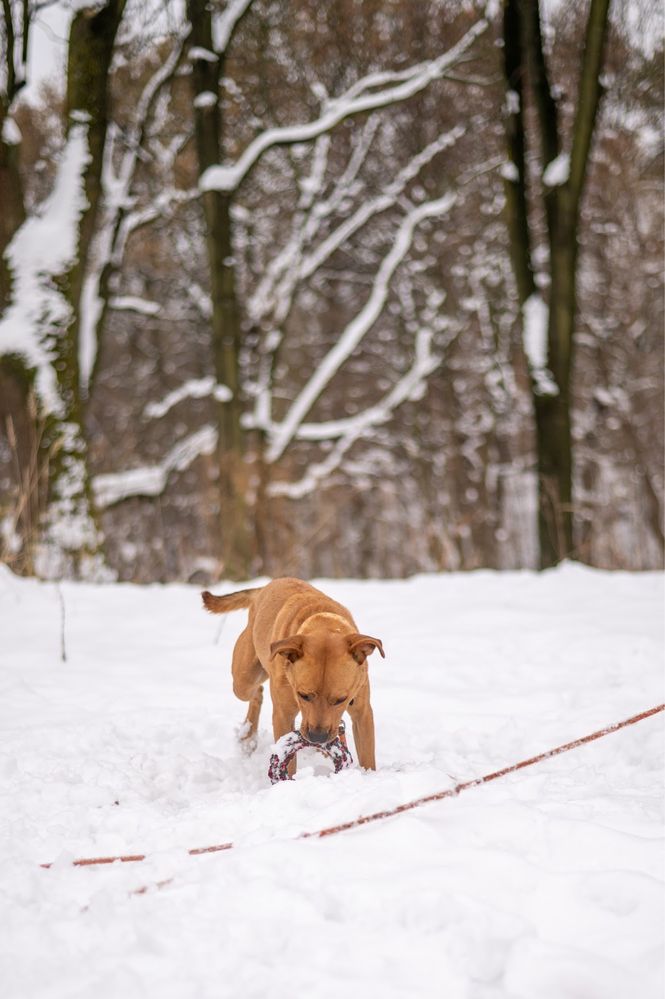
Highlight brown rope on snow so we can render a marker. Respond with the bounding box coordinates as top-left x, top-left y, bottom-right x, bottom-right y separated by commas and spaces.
40, 702, 665, 873
303, 701, 665, 839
